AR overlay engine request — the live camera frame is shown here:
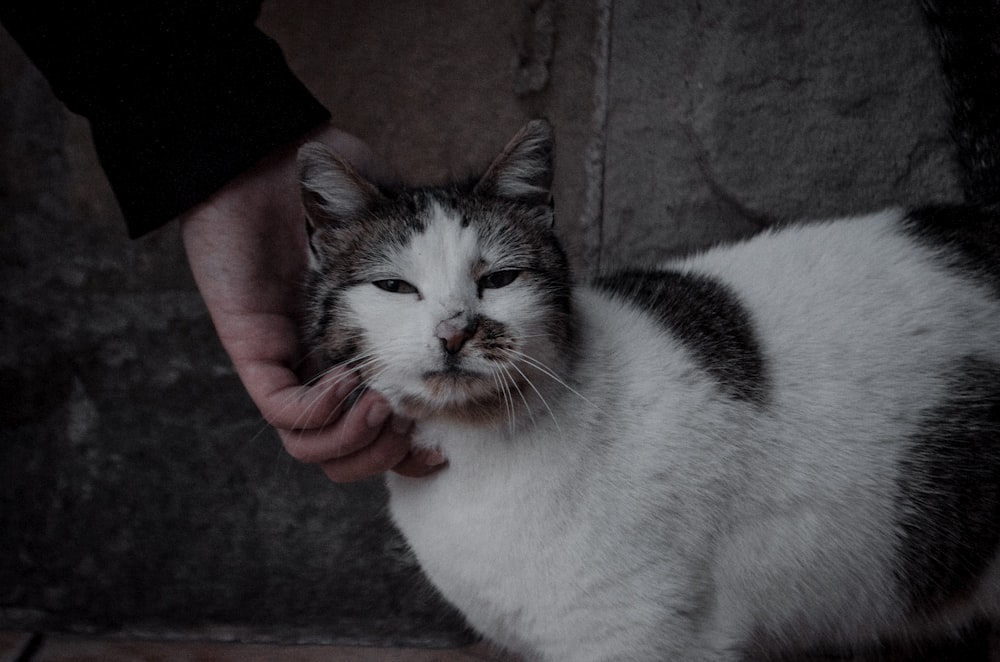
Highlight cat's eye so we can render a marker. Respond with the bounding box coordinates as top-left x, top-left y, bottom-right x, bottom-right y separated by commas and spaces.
479, 270, 521, 290
373, 279, 418, 294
